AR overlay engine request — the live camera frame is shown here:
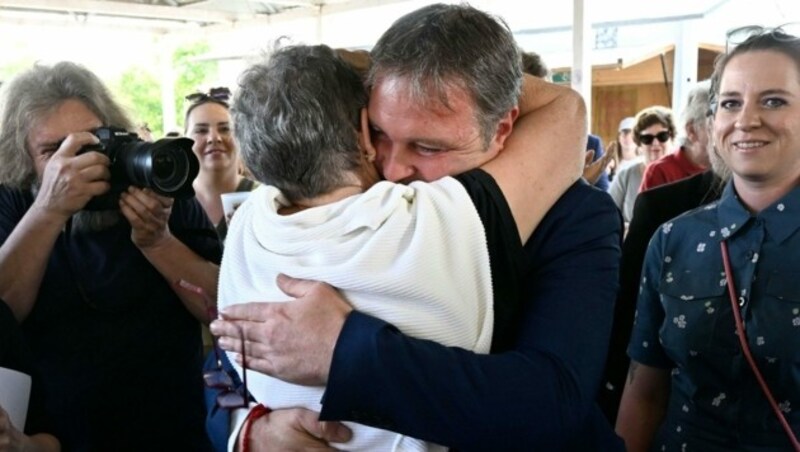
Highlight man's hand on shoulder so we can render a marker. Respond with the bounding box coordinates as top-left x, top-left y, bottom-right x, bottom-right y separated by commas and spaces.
211, 274, 353, 386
